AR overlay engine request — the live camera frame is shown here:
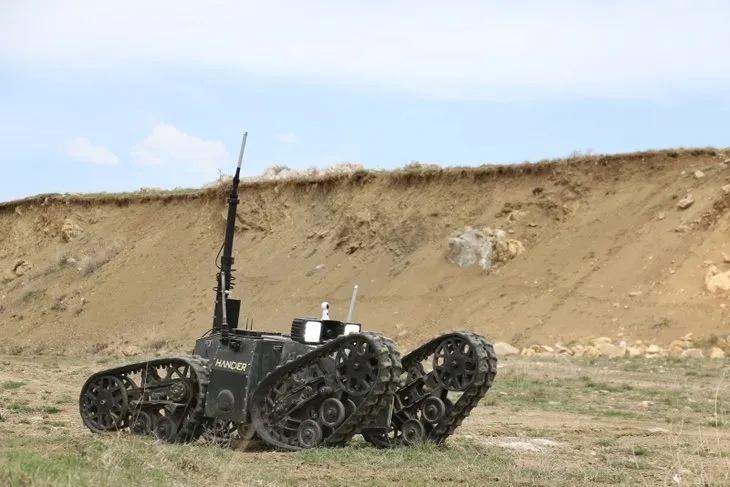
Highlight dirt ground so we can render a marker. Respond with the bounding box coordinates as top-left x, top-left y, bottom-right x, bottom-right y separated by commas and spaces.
2, 148, 730, 359
1, 352, 729, 486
